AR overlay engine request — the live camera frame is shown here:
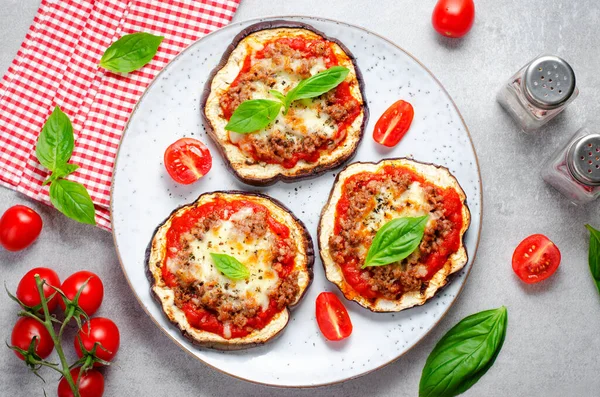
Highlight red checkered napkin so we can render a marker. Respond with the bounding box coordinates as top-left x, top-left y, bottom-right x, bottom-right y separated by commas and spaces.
0, 0, 240, 230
